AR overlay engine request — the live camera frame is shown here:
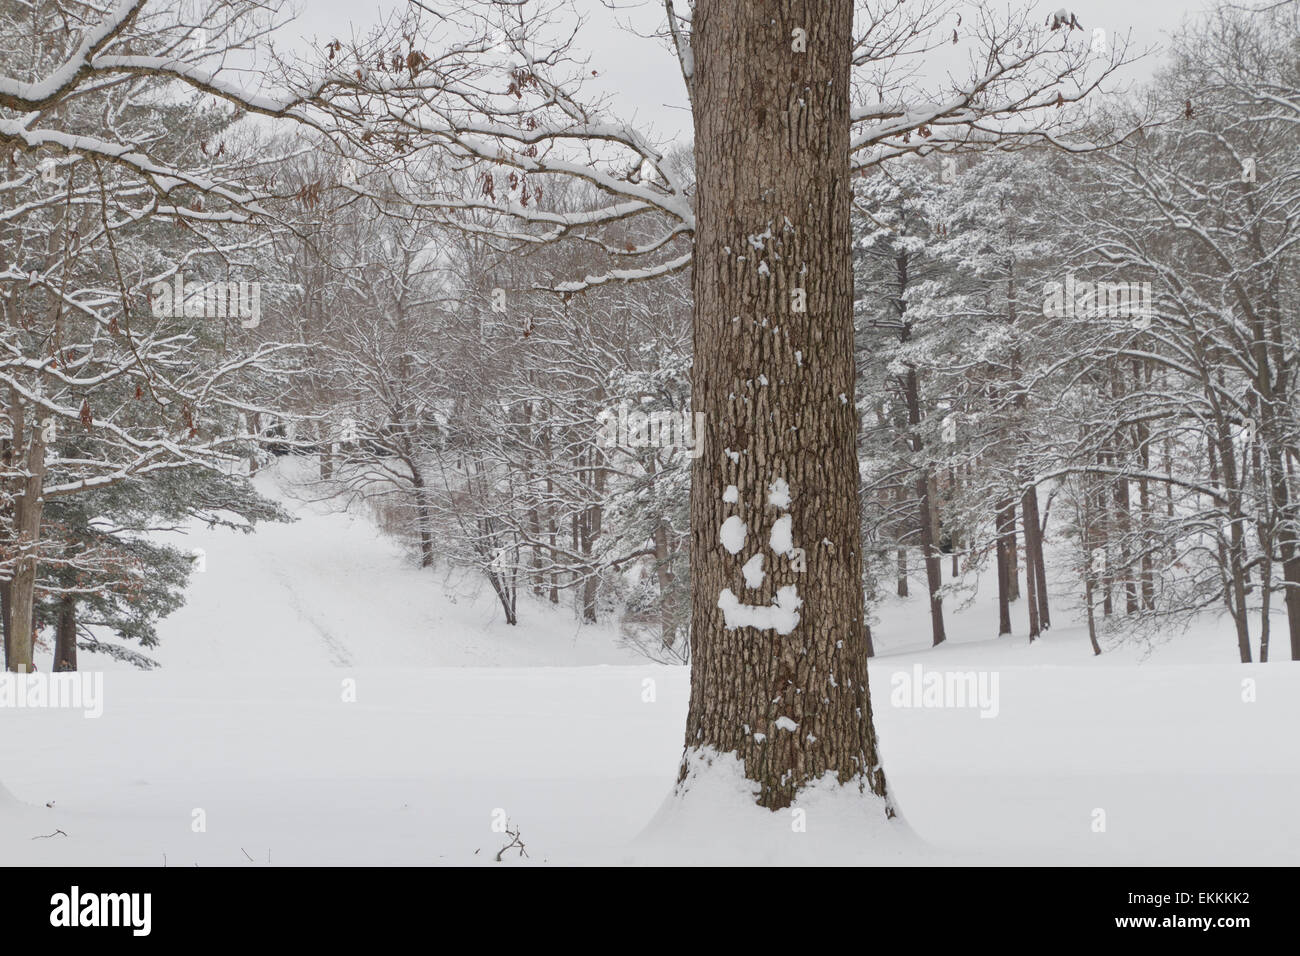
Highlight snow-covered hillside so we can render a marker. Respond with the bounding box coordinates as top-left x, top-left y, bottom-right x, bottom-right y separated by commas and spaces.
2, 460, 1297, 866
